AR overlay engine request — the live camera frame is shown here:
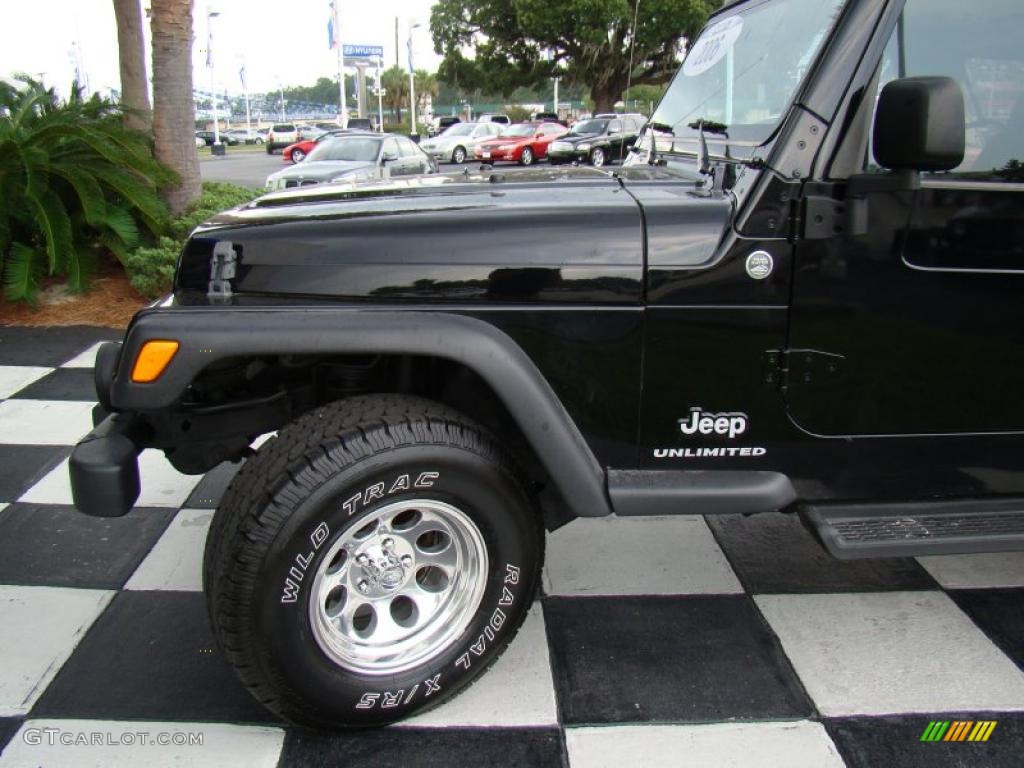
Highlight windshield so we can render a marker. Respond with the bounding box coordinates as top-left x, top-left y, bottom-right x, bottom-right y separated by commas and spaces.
573, 119, 609, 135
442, 123, 474, 137
500, 124, 538, 138
307, 137, 381, 162
649, 0, 844, 147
